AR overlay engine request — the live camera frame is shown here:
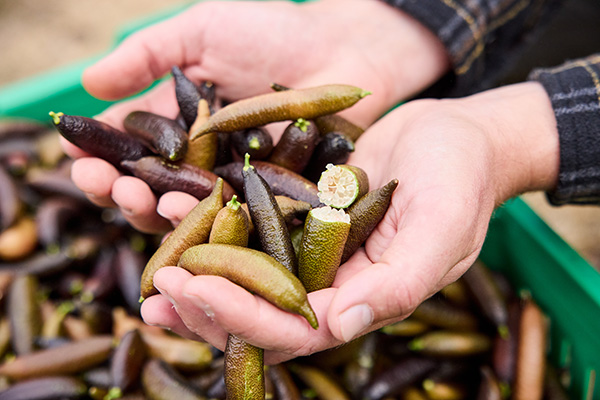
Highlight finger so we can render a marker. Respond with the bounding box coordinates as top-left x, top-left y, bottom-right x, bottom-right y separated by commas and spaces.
82, 6, 200, 100
179, 274, 341, 363
70, 157, 119, 208
92, 80, 180, 131
111, 176, 172, 233
140, 294, 206, 342
153, 267, 229, 351
59, 136, 92, 159
156, 191, 199, 227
